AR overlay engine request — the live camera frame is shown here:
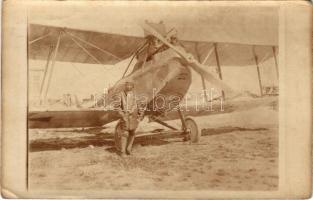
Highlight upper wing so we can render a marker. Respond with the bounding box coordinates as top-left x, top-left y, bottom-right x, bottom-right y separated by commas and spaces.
28, 24, 145, 65
29, 23, 277, 67
181, 41, 277, 66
